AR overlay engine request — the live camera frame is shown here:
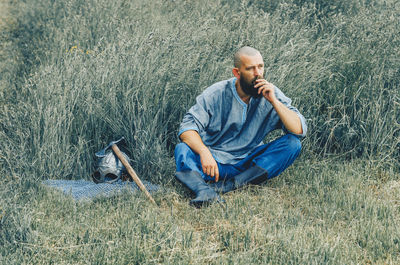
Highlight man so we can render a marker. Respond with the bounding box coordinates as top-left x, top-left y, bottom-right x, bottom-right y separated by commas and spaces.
174, 46, 307, 207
